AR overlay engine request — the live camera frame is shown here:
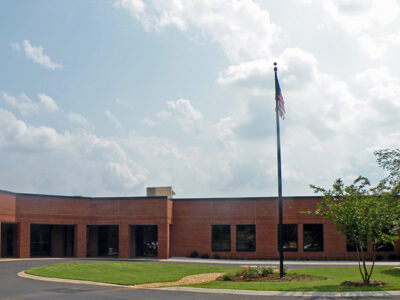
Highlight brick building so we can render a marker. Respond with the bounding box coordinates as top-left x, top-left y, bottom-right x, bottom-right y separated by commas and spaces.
0, 188, 398, 260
